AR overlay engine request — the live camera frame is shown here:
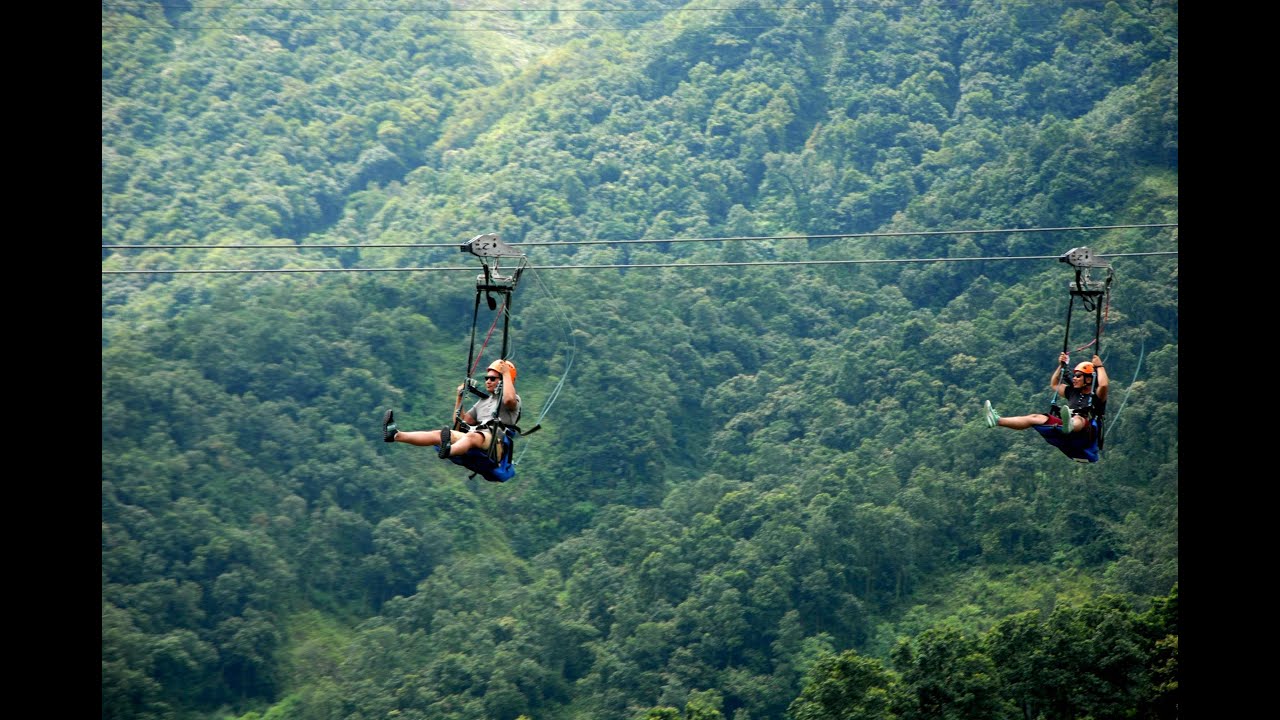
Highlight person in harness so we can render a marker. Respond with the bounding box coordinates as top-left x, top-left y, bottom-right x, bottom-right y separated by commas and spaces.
984, 352, 1108, 434
383, 359, 521, 461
